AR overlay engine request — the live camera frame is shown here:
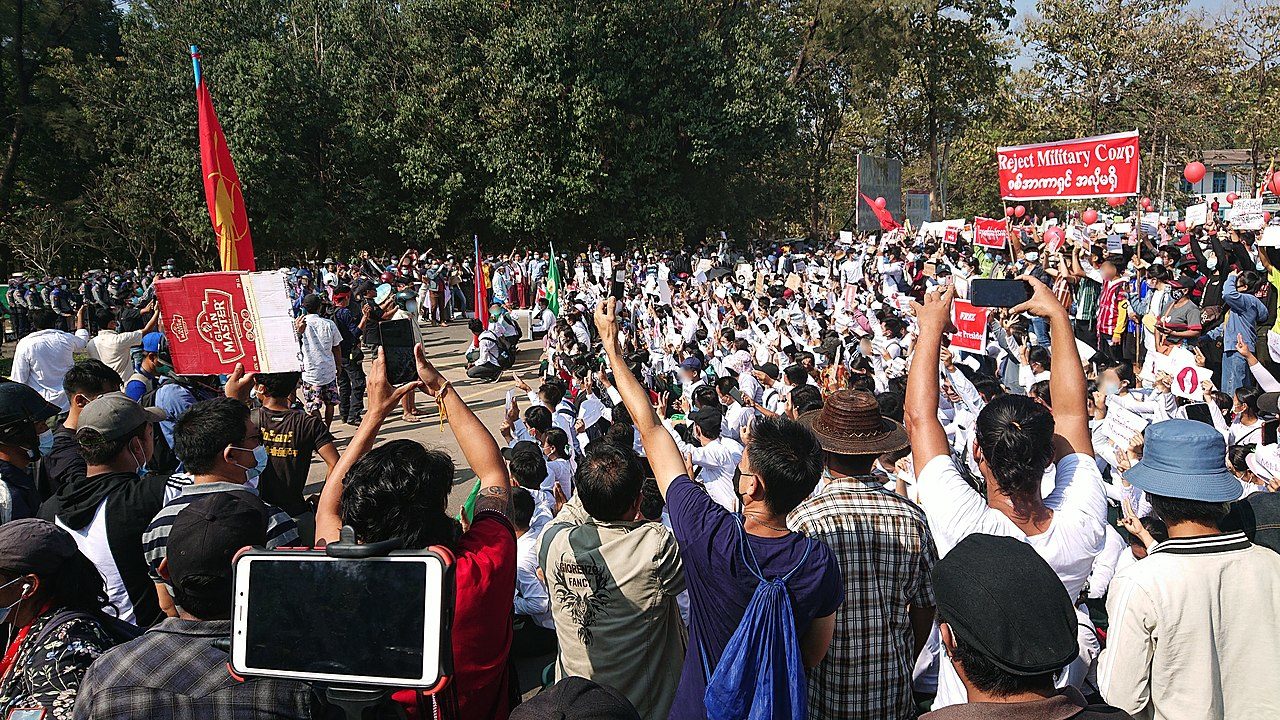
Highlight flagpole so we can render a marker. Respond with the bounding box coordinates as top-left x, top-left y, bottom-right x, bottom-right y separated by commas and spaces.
191, 45, 201, 86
